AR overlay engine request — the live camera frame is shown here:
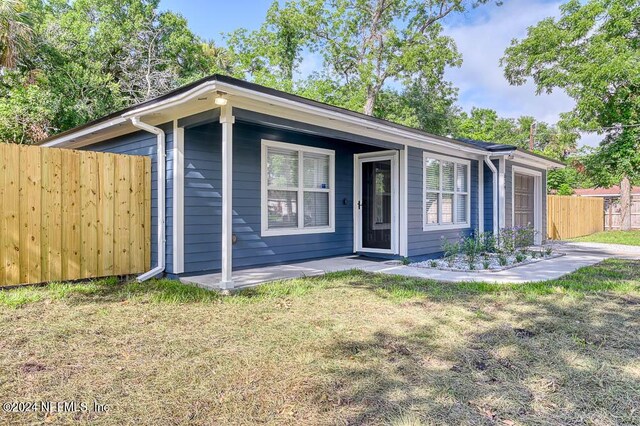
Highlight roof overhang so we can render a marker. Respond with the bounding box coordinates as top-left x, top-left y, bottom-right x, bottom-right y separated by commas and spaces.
40, 77, 489, 158
510, 148, 565, 169
38, 75, 566, 169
